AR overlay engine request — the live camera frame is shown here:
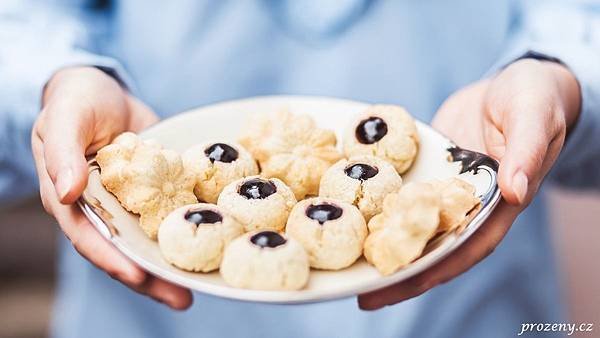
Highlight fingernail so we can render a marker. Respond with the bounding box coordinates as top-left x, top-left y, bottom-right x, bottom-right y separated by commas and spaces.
55, 168, 73, 201
512, 170, 528, 204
